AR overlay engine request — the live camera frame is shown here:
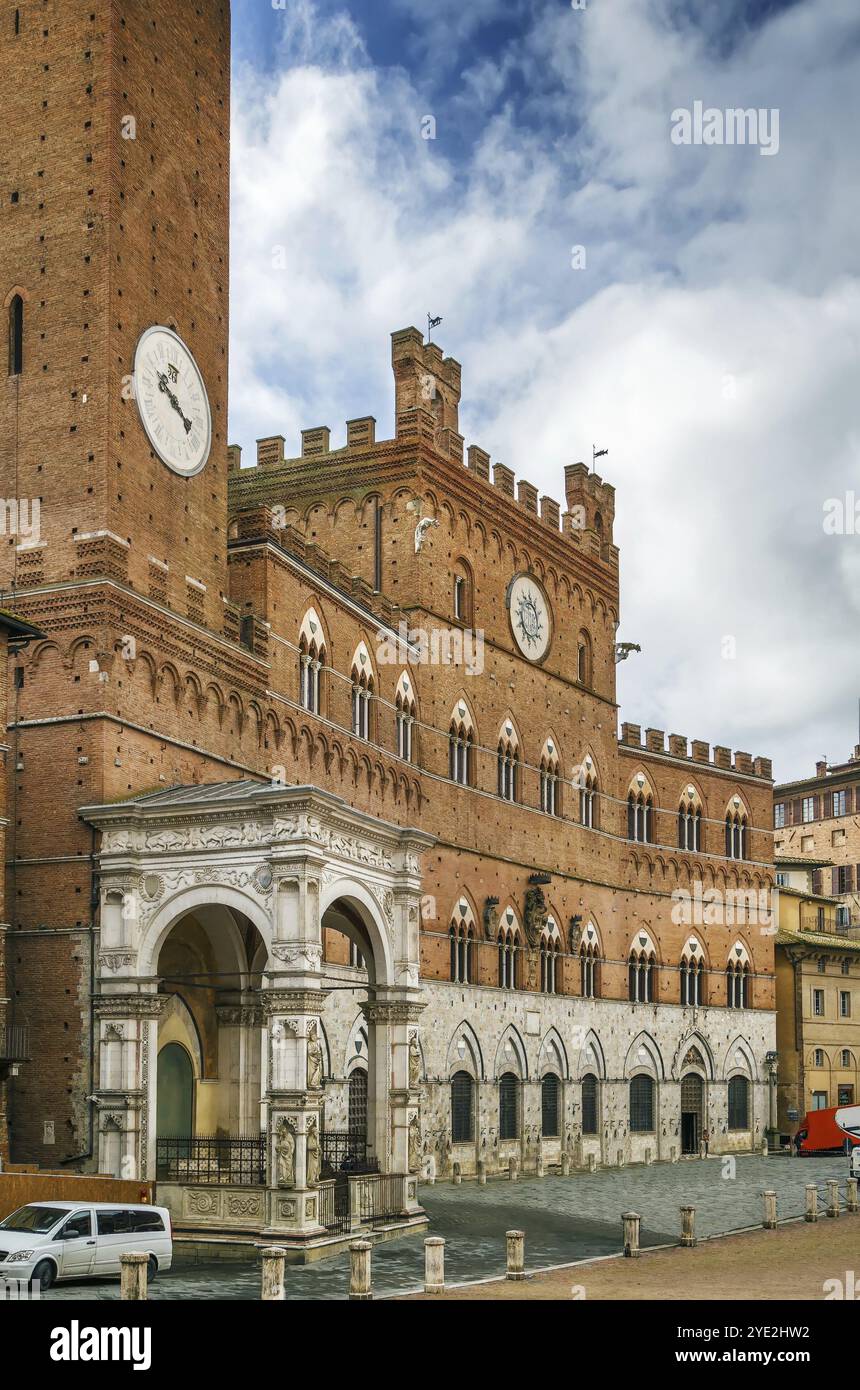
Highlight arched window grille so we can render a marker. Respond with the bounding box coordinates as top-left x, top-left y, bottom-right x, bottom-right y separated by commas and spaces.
680, 950, 705, 1006
299, 633, 324, 714
629, 1073, 655, 1132
395, 677, 416, 762
8, 294, 23, 376
727, 1075, 749, 1130
726, 959, 751, 1008
541, 1074, 560, 1137
678, 796, 702, 852
451, 1071, 474, 1143
628, 949, 655, 1003
448, 713, 474, 786
627, 789, 653, 842
348, 1069, 368, 1139
540, 747, 561, 815
497, 929, 519, 990
580, 941, 600, 998
540, 927, 560, 994
499, 1072, 520, 1140
580, 772, 599, 828
351, 663, 373, 740
497, 727, 519, 802
449, 906, 475, 985
725, 805, 748, 860
581, 1073, 599, 1135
